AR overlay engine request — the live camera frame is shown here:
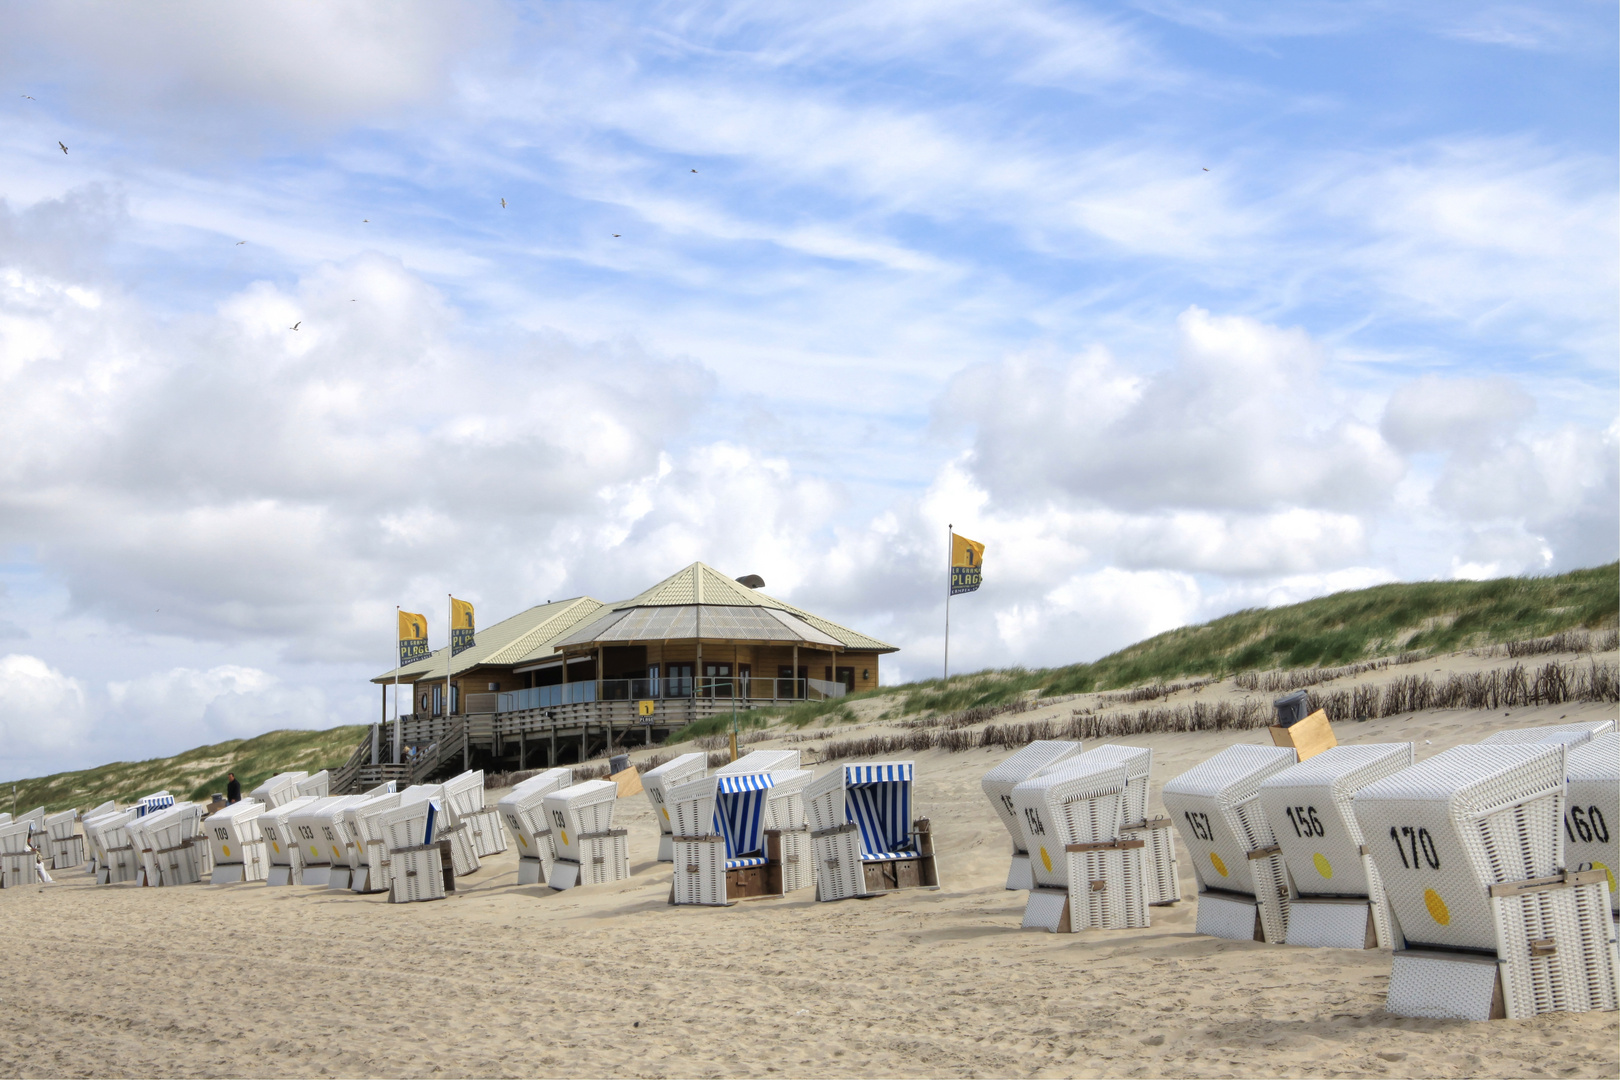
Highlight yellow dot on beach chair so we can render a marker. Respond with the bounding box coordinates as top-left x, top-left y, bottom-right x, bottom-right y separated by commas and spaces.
1313, 852, 1332, 879
1209, 852, 1228, 878
1039, 847, 1051, 873
1423, 888, 1450, 926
